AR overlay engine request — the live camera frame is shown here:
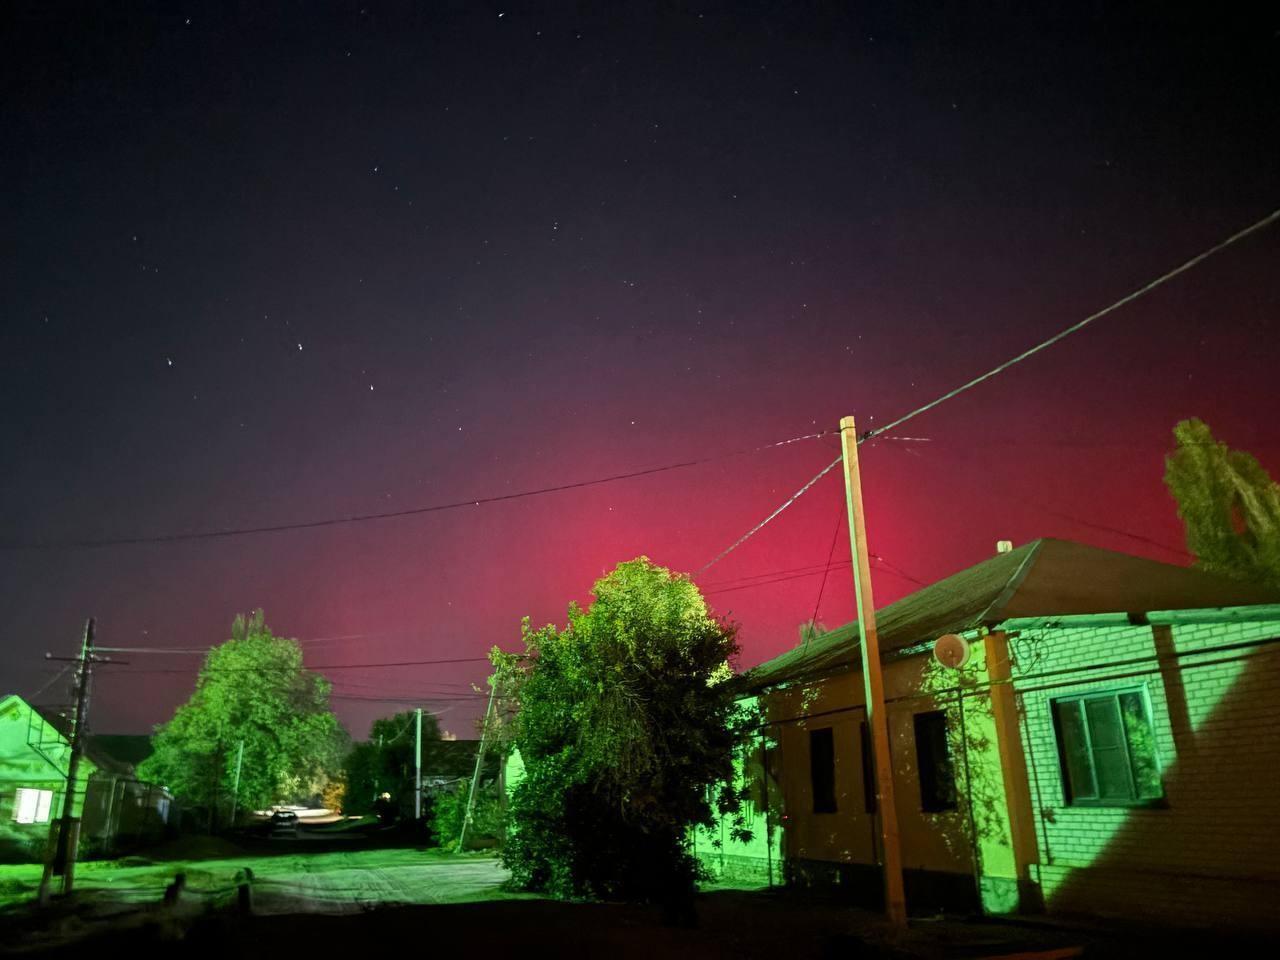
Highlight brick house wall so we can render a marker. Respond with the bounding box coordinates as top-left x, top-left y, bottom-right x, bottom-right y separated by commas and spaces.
1009, 615, 1280, 931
